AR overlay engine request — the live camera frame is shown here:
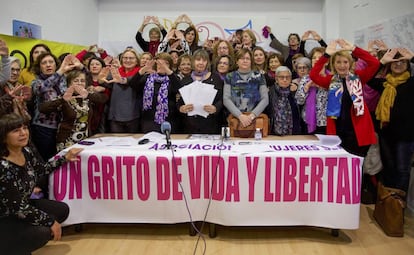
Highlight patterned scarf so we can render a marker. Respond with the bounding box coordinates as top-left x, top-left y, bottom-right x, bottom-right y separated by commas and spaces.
327, 72, 364, 119
272, 85, 293, 135
375, 71, 410, 127
143, 73, 170, 124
